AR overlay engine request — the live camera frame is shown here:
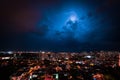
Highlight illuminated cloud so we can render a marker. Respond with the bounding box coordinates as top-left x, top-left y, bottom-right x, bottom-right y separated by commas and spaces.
1, 0, 120, 51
